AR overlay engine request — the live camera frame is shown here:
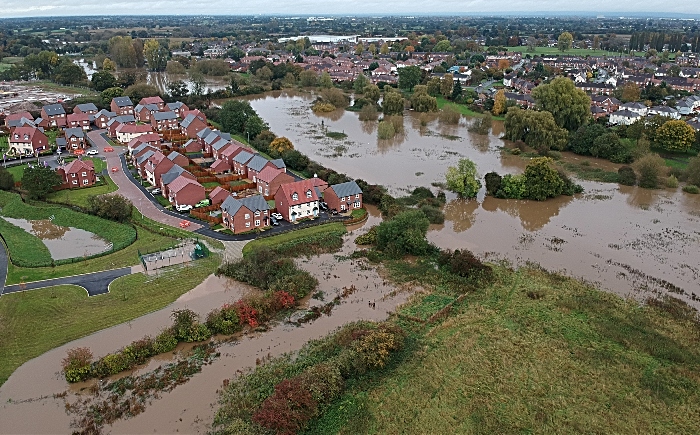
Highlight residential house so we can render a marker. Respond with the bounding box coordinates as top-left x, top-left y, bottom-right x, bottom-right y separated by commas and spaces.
195, 127, 213, 147
211, 138, 231, 160
575, 82, 615, 95
232, 150, 255, 176
182, 139, 203, 153
55, 137, 67, 151
180, 113, 208, 139
144, 151, 175, 186
324, 180, 363, 213
135, 103, 160, 122
5, 112, 33, 128
591, 95, 621, 113
126, 132, 161, 152
110, 96, 134, 116
64, 127, 87, 149
220, 195, 270, 234
107, 115, 136, 137
138, 96, 165, 111
504, 92, 535, 109
246, 155, 274, 183
609, 110, 643, 125
39, 103, 67, 128
209, 158, 231, 174
6, 116, 37, 130
167, 175, 205, 207
256, 166, 294, 196
135, 149, 157, 178
167, 151, 189, 167
591, 105, 608, 120
92, 109, 116, 129
151, 111, 179, 132
160, 166, 195, 198
58, 159, 96, 187
116, 123, 153, 144
8, 126, 48, 155
275, 179, 321, 222
648, 106, 681, 120
209, 186, 231, 206
620, 102, 649, 116
73, 103, 98, 115
203, 131, 231, 154
66, 112, 91, 130
220, 142, 249, 166
166, 101, 189, 118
